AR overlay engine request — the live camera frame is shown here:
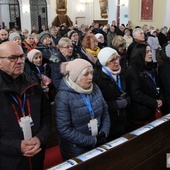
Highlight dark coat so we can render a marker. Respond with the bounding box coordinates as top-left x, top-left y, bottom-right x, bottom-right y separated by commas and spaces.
93, 61, 130, 140
51, 52, 77, 92
0, 38, 8, 44
125, 65, 159, 122
71, 41, 96, 67
127, 41, 137, 64
24, 60, 55, 102
0, 71, 51, 170
158, 32, 169, 47
22, 41, 37, 54
36, 42, 59, 63
55, 78, 110, 160
51, 35, 62, 45
158, 58, 170, 113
